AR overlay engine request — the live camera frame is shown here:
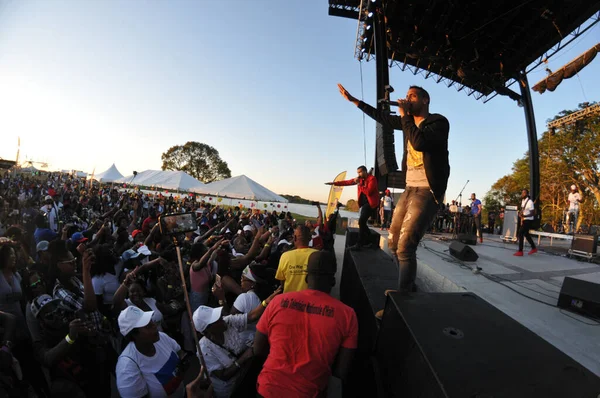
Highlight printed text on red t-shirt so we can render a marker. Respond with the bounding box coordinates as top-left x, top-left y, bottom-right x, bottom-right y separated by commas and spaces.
280, 298, 335, 317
